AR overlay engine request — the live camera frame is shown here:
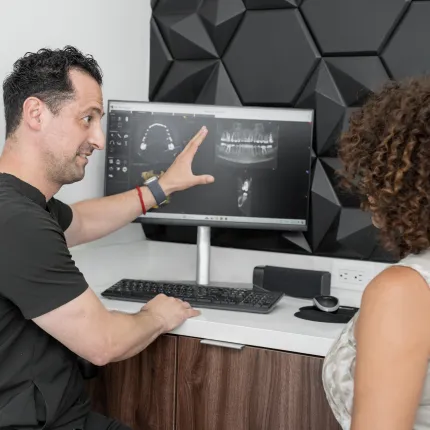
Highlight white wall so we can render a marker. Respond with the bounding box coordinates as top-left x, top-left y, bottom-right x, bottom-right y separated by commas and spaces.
0, 0, 151, 244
